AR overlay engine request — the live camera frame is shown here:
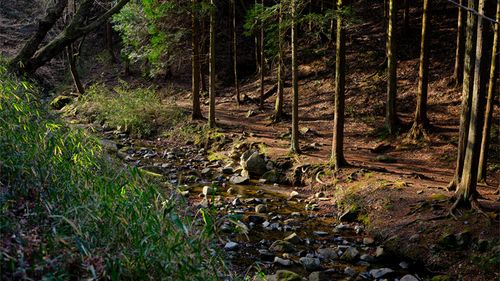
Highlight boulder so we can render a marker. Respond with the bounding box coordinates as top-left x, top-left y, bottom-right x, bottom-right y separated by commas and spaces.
299, 257, 321, 271
242, 151, 268, 177
262, 170, 279, 183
